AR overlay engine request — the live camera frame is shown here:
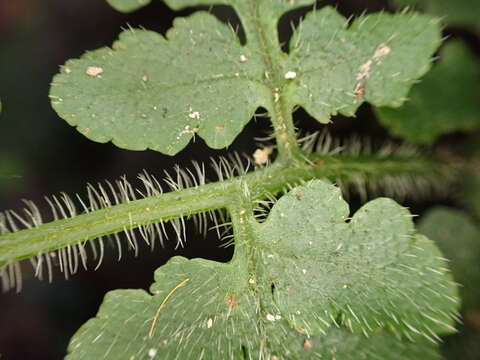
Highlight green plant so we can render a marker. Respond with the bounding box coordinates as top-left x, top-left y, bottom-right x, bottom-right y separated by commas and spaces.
1, 0, 479, 358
